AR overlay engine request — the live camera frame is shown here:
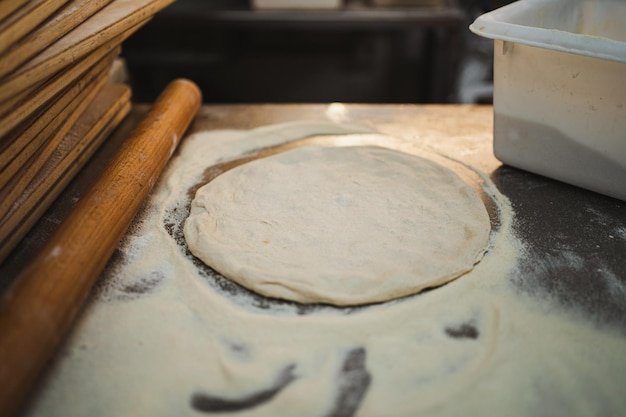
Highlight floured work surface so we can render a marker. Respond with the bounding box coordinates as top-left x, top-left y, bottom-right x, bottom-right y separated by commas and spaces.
2, 105, 625, 417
